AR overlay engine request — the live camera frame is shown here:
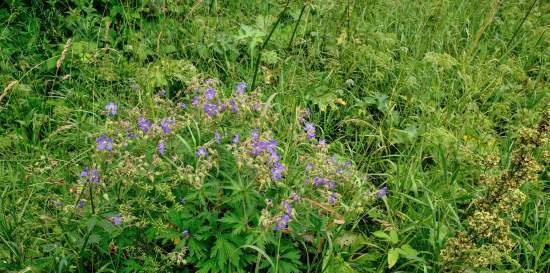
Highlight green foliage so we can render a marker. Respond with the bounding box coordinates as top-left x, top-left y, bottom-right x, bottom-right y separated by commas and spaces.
1, 0, 549, 272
